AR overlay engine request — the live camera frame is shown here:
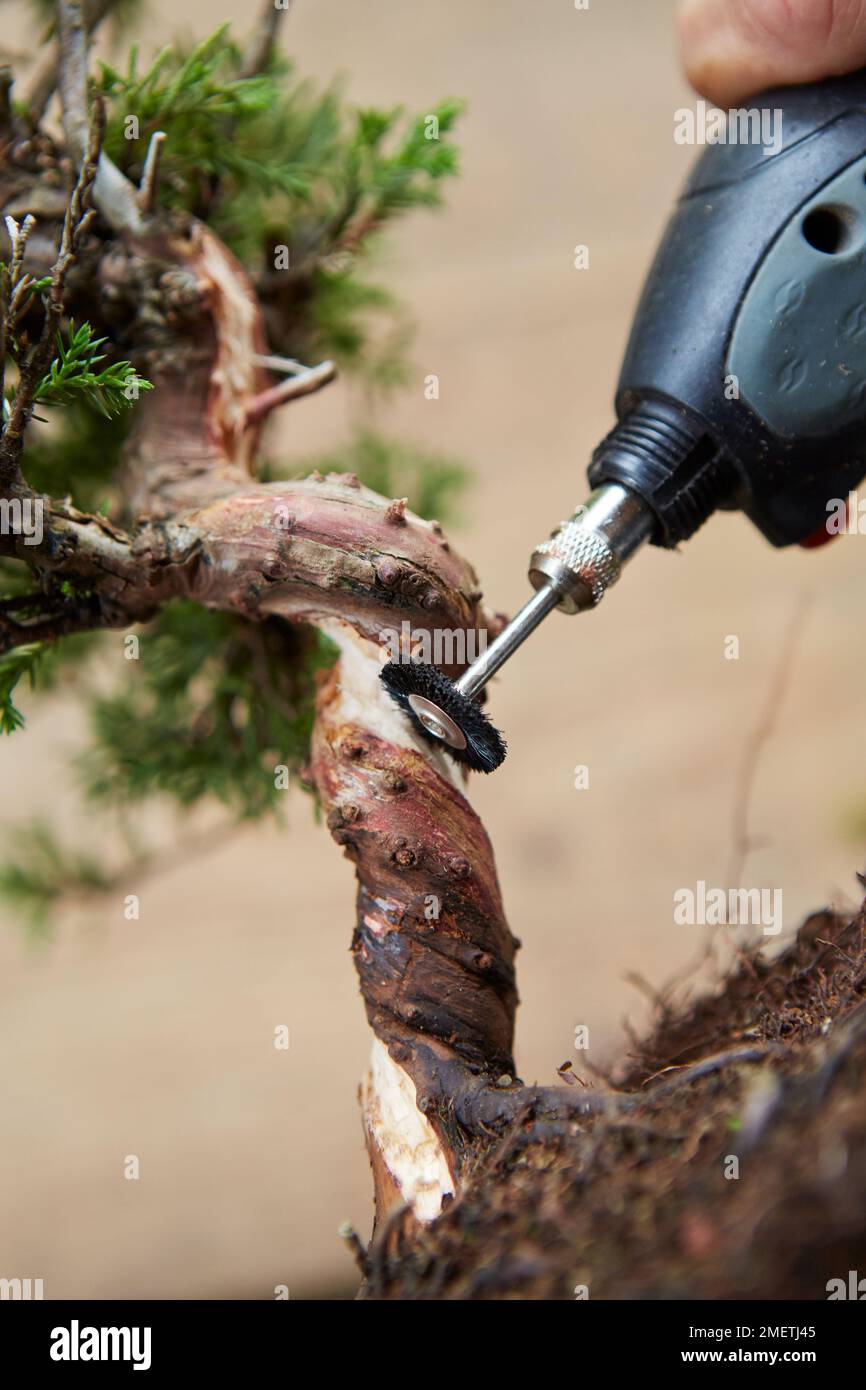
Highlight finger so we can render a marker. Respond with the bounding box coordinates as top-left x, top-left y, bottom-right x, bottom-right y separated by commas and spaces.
678, 0, 866, 107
